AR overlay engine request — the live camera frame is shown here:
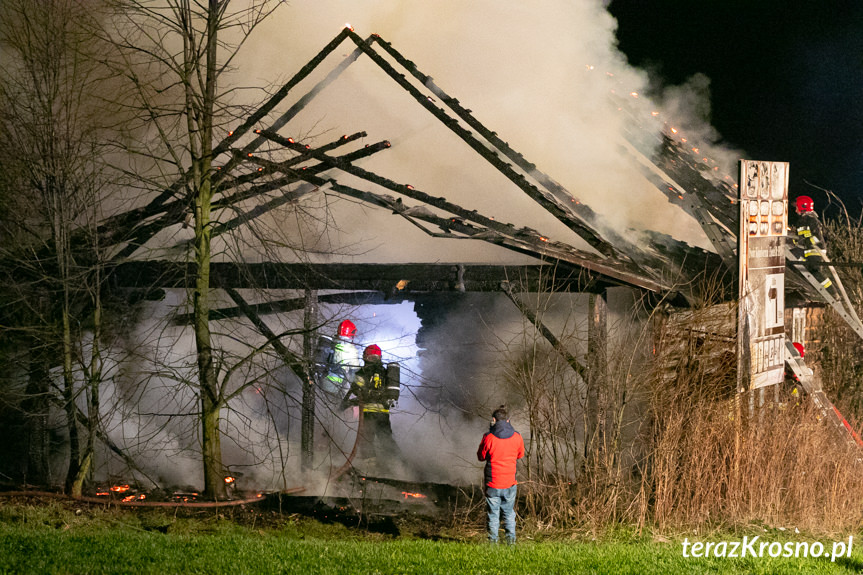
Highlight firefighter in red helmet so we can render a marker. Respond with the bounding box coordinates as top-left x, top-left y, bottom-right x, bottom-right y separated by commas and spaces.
790, 195, 834, 293
314, 319, 361, 396
338, 319, 357, 338
341, 344, 402, 472
784, 342, 807, 406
